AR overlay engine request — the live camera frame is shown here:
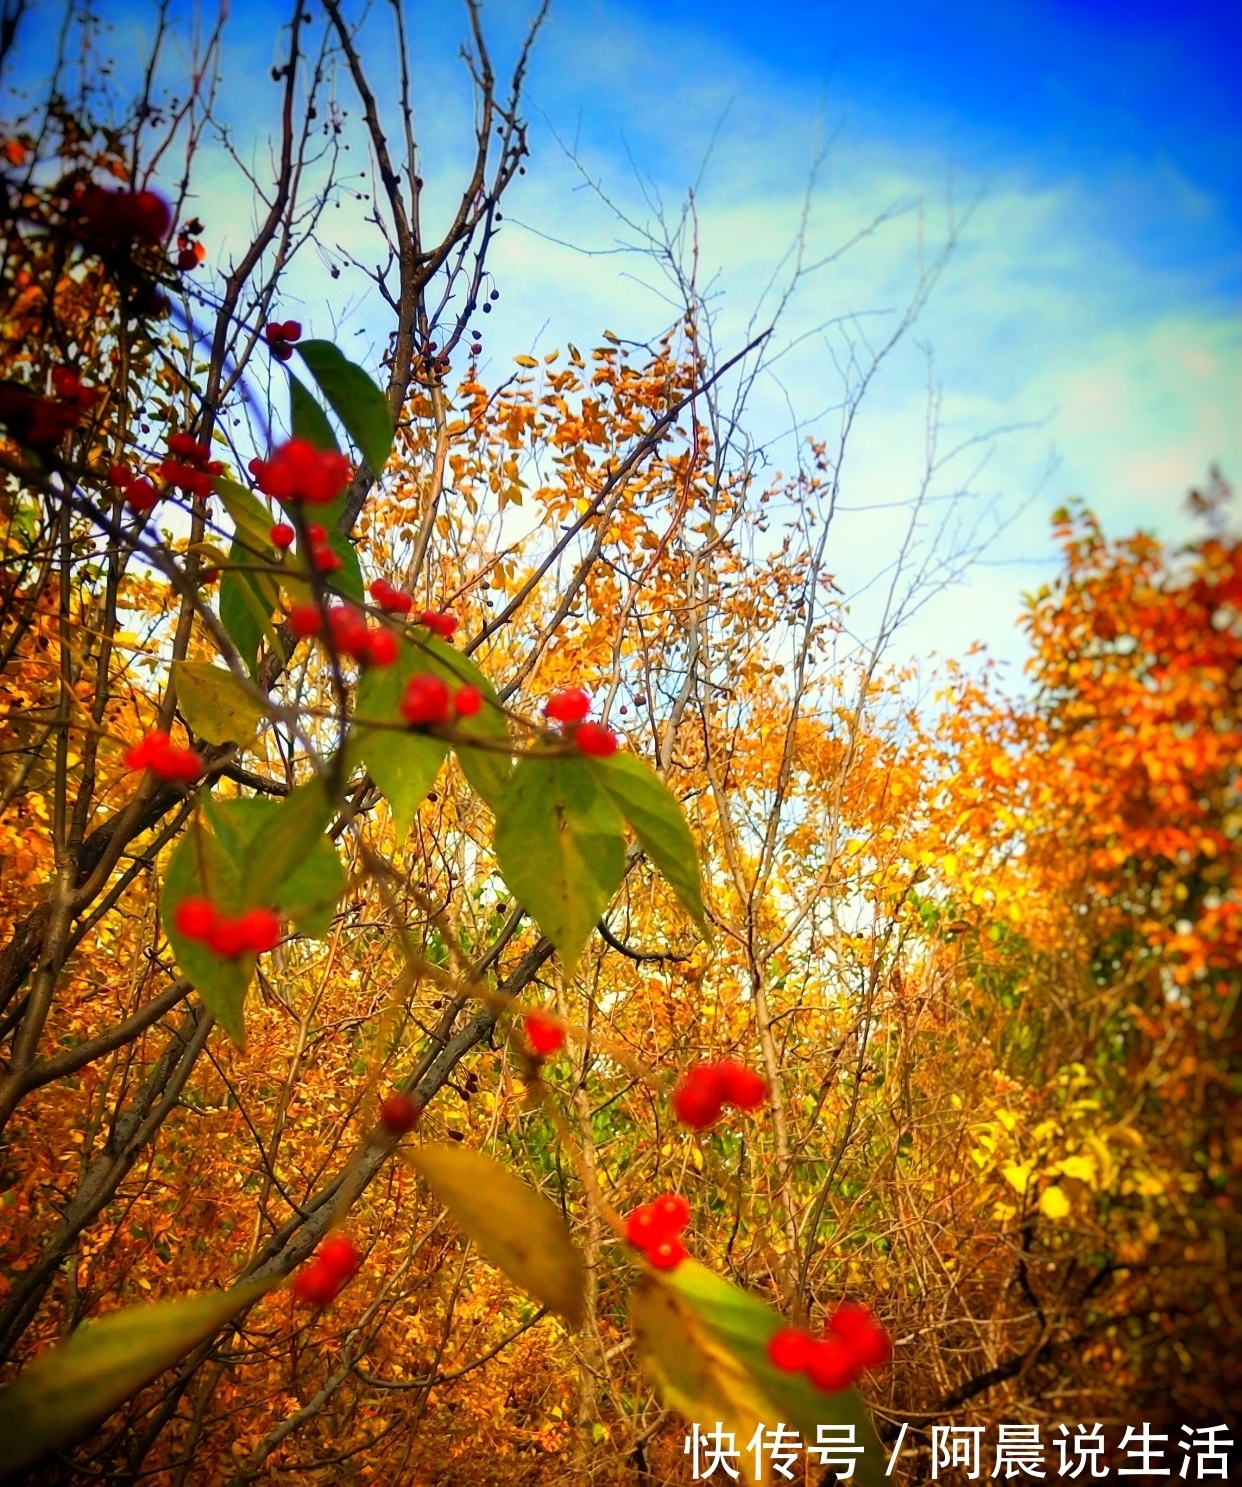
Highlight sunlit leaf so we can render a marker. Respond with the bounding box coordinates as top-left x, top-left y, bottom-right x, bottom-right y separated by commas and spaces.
493, 755, 626, 971
0, 1281, 269, 1476
295, 339, 393, 476
589, 751, 708, 934
172, 661, 266, 746
409, 1144, 585, 1327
